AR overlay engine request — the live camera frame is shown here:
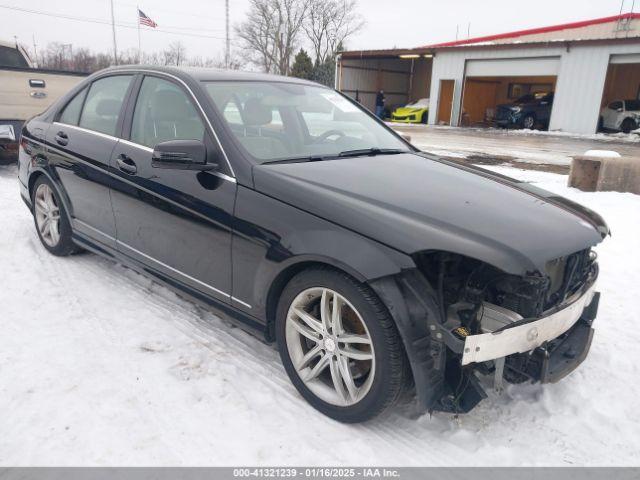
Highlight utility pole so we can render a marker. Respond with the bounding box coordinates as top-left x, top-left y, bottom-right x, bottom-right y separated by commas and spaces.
137, 4, 142, 63
32, 34, 38, 67
225, 0, 230, 68
110, 0, 119, 65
